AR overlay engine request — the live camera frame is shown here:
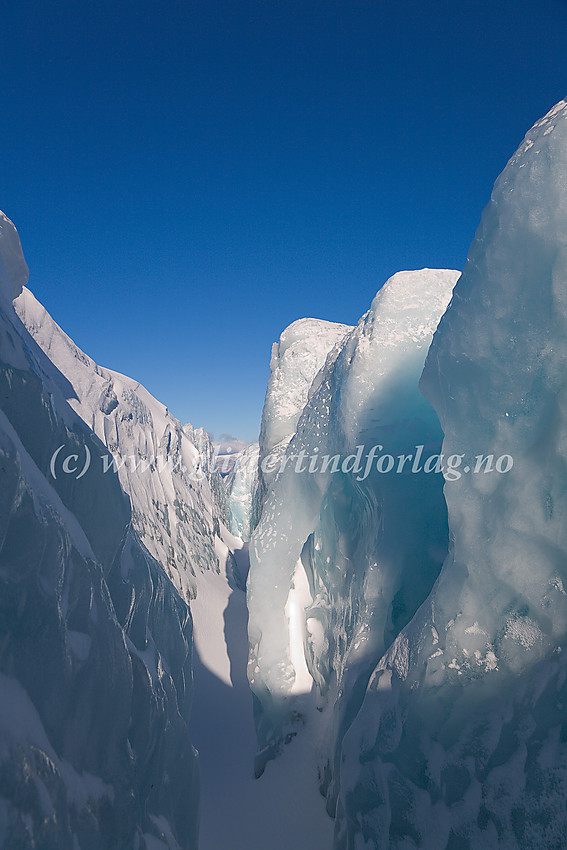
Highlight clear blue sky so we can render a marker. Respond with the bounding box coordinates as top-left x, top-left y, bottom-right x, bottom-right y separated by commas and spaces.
1, 0, 566, 441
